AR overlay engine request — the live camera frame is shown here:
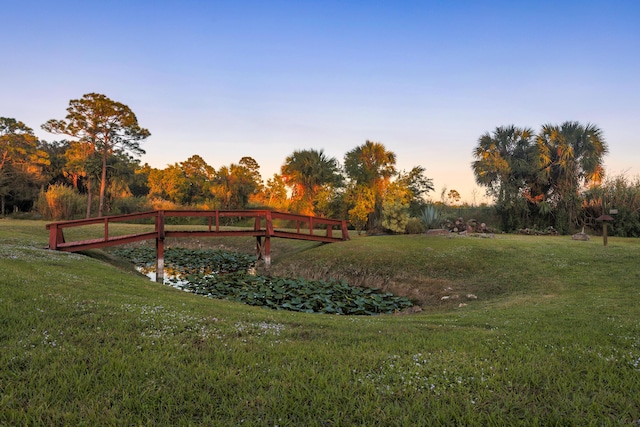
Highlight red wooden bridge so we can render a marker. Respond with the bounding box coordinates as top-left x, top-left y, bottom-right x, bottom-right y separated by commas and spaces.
47, 210, 350, 281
